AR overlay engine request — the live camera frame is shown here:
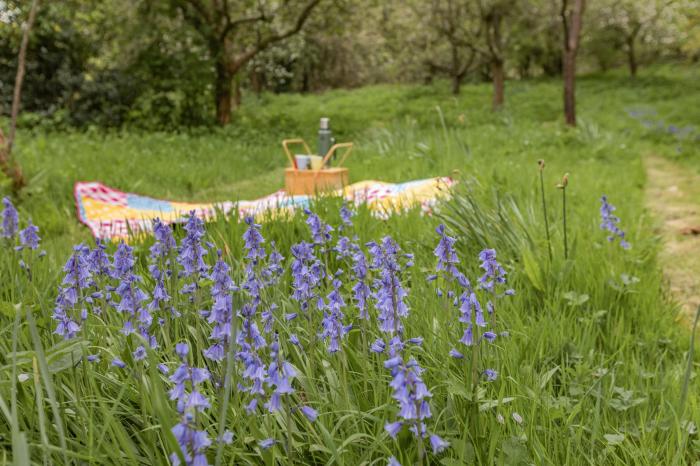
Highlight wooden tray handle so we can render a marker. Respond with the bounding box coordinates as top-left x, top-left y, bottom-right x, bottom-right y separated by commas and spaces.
282, 139, 312, 170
